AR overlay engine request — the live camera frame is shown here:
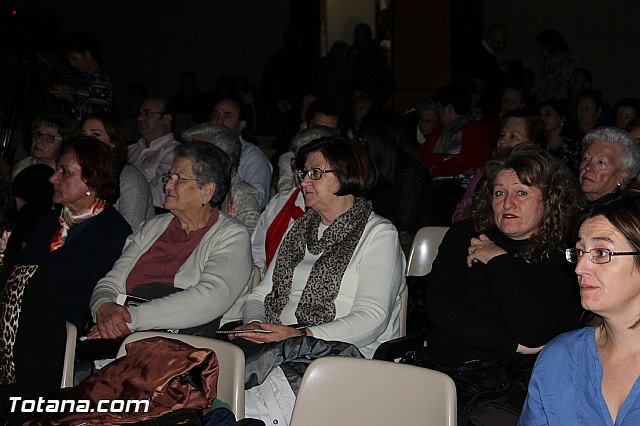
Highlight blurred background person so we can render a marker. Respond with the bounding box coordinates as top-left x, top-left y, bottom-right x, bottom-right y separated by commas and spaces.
537, 99, 581, 175
82, 113, 155, 230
